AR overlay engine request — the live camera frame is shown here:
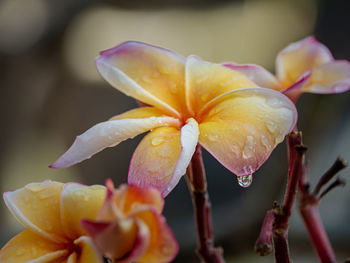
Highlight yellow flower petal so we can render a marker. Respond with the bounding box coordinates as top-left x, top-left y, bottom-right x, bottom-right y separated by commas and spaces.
185, 55, 256, 115
128, 127, 181, 196
60, 183, 106, 239
199, 88, 297, 176
128, 119, 199, 197
74, 236, 104, 263
3, 181, 67, 243
133, 209, 178, 263
276, 36, 333, 89
113, 184, 164, 215
50, 113, 180, 169
0, 229, 68, 263
96, 41, 186, 118
110, 106, 167, 120
303, 61, 350, 94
